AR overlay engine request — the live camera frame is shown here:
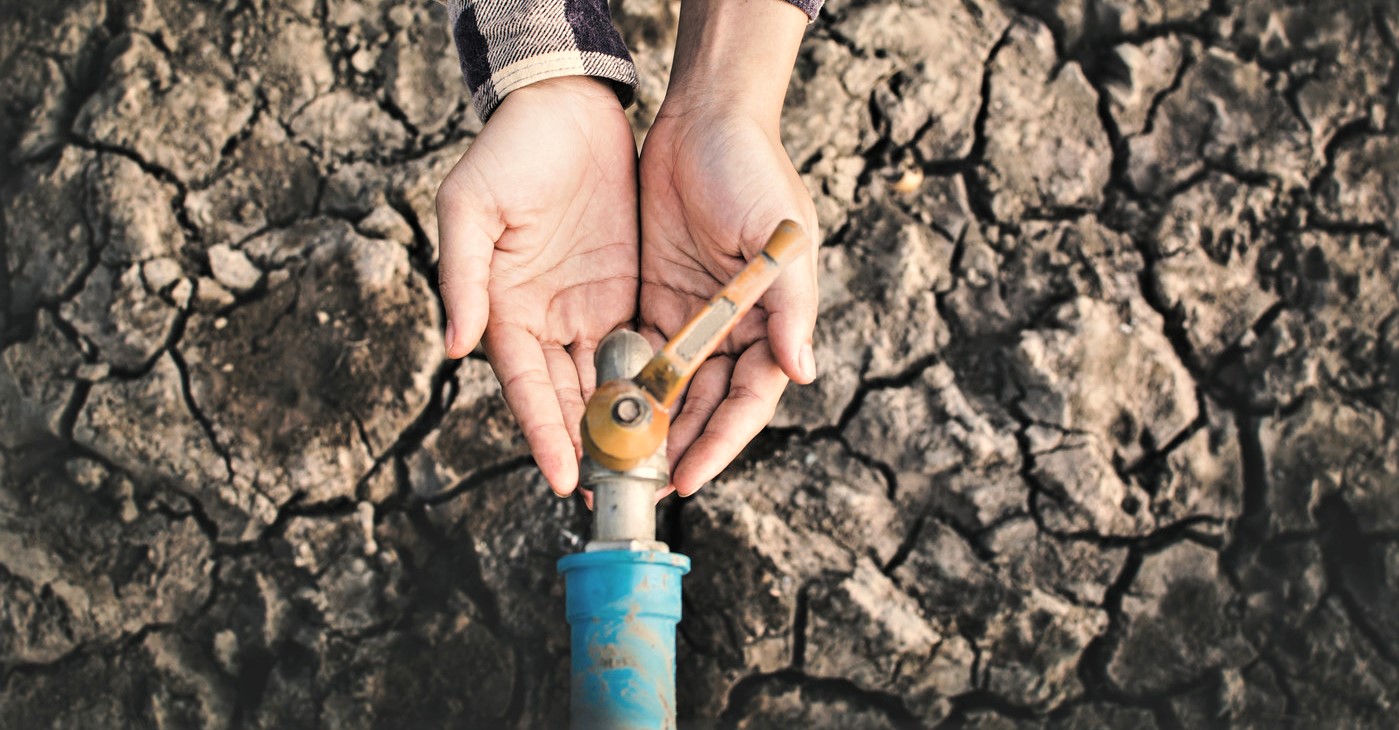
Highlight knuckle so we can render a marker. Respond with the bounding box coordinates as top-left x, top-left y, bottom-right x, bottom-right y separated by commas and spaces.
685, 392, 721, 417
522, 420, 566, 446
434, 177, 464, 214
726, 383, 768, 406
436, 264, 455, 293
726, 383, 780, 424
501, 369, 551, 393
555, 386, 585, 410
